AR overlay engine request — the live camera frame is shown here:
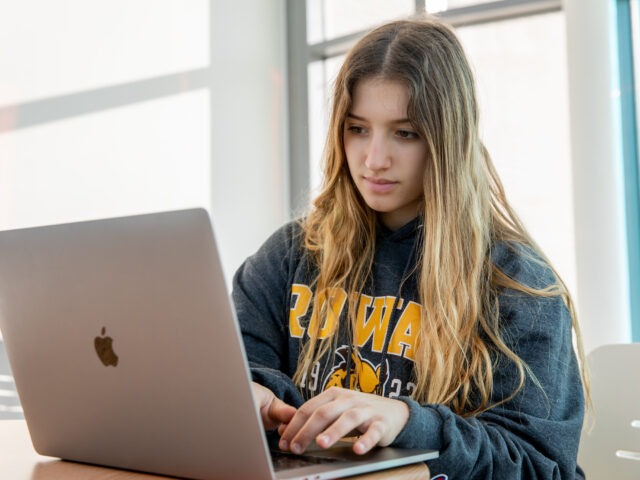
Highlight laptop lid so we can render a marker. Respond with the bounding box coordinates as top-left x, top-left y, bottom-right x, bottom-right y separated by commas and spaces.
0, 209, 437, 480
